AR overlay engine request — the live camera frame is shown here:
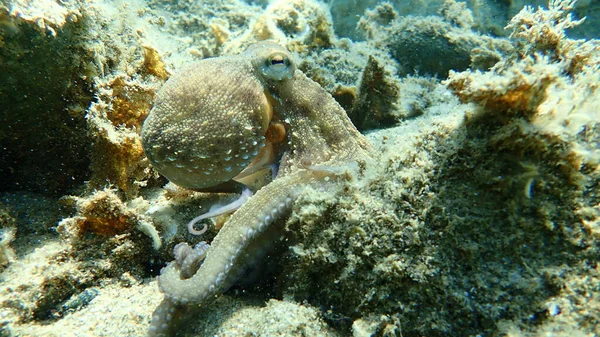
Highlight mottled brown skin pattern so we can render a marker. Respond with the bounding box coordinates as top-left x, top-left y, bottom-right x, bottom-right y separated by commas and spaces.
143, 42, 373, 336
142, 55, 272, 190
